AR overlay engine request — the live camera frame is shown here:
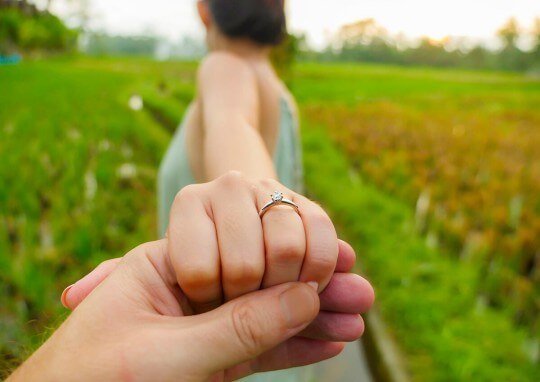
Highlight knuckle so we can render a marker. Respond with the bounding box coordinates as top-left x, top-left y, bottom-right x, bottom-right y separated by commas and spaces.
124, 243, 152, 263
173, 184, 200, 205
225, 260, 264, 287
268, 239, 305, 264
217, 170, 246, 188
308, 250, 338, 273
178, 265, 218, 292
230, 301, 267, 357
